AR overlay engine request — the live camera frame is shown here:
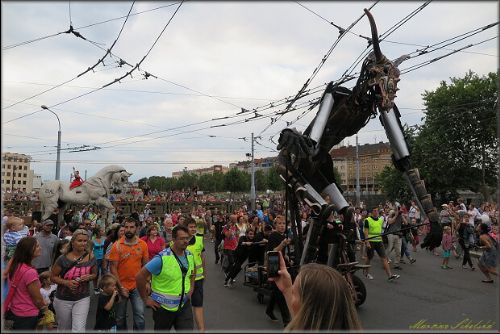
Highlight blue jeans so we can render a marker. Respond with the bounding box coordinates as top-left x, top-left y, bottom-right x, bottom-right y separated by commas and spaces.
115, 288, 145, 330
401, 236, 411, 259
